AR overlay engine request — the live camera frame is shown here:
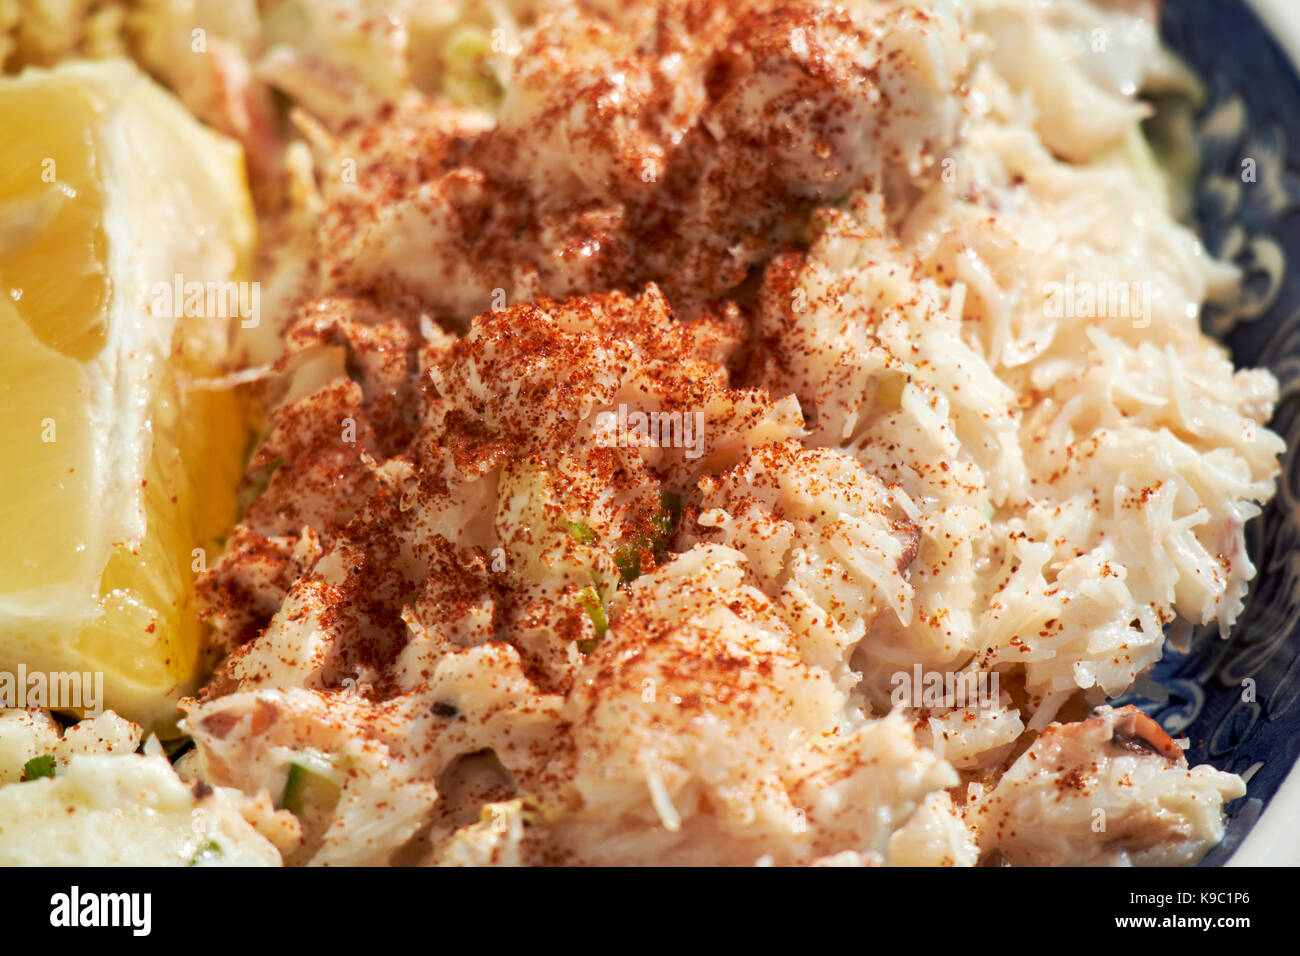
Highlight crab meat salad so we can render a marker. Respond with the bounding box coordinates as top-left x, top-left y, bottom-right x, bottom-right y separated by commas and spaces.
0, 0, 1279, 867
